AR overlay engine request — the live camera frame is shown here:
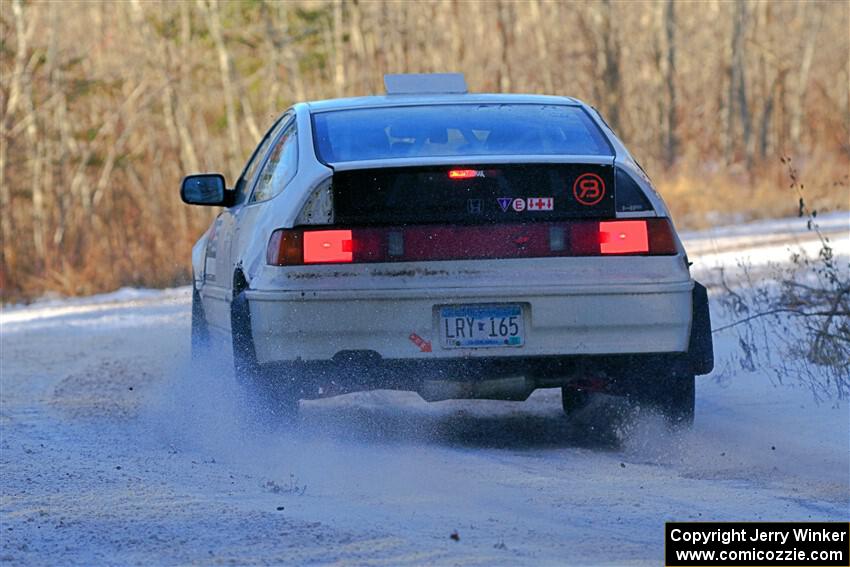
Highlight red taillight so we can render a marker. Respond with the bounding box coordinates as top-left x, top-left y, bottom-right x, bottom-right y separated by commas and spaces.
266, 218, 677, 266
266, 229, 303, 265
448, 169, 482, 179
303, 230, 353, 263
267, 229, 354, 265
599, 221, 649, 254
646, 218, 677, 254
